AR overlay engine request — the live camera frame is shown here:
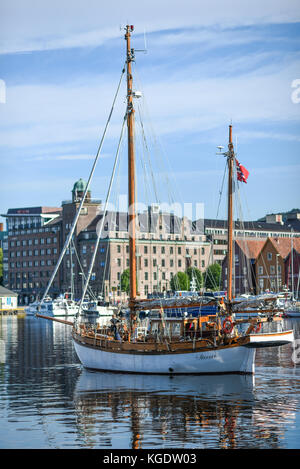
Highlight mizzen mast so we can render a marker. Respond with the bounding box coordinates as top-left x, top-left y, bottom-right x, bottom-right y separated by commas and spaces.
227, 124, 234, 303
125, 25, 137, 305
